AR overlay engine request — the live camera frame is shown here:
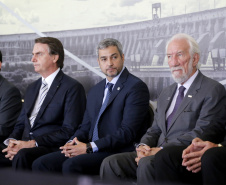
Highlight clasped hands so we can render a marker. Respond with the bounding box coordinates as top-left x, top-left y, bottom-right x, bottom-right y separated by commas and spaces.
2, 139, 36, 160
60, 137, 86, 158
182, 138, 218, 173
135, 145, 162, 165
